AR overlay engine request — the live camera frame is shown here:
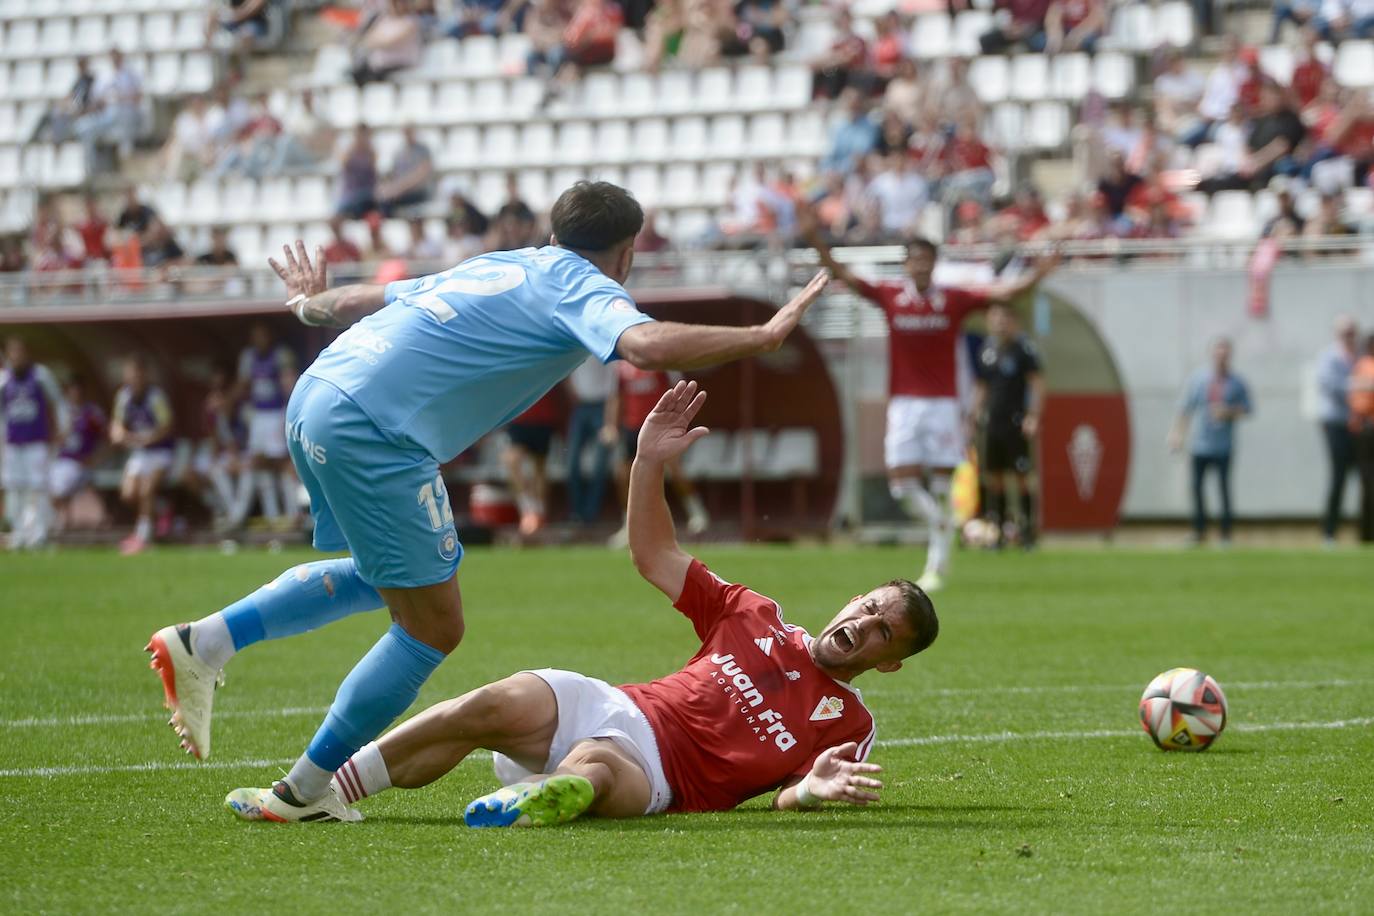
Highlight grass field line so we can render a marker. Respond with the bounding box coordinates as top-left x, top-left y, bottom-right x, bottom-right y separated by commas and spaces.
4, 717, 1371, 779
5, 677, 1369, 730
876, 716, 1374, 748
